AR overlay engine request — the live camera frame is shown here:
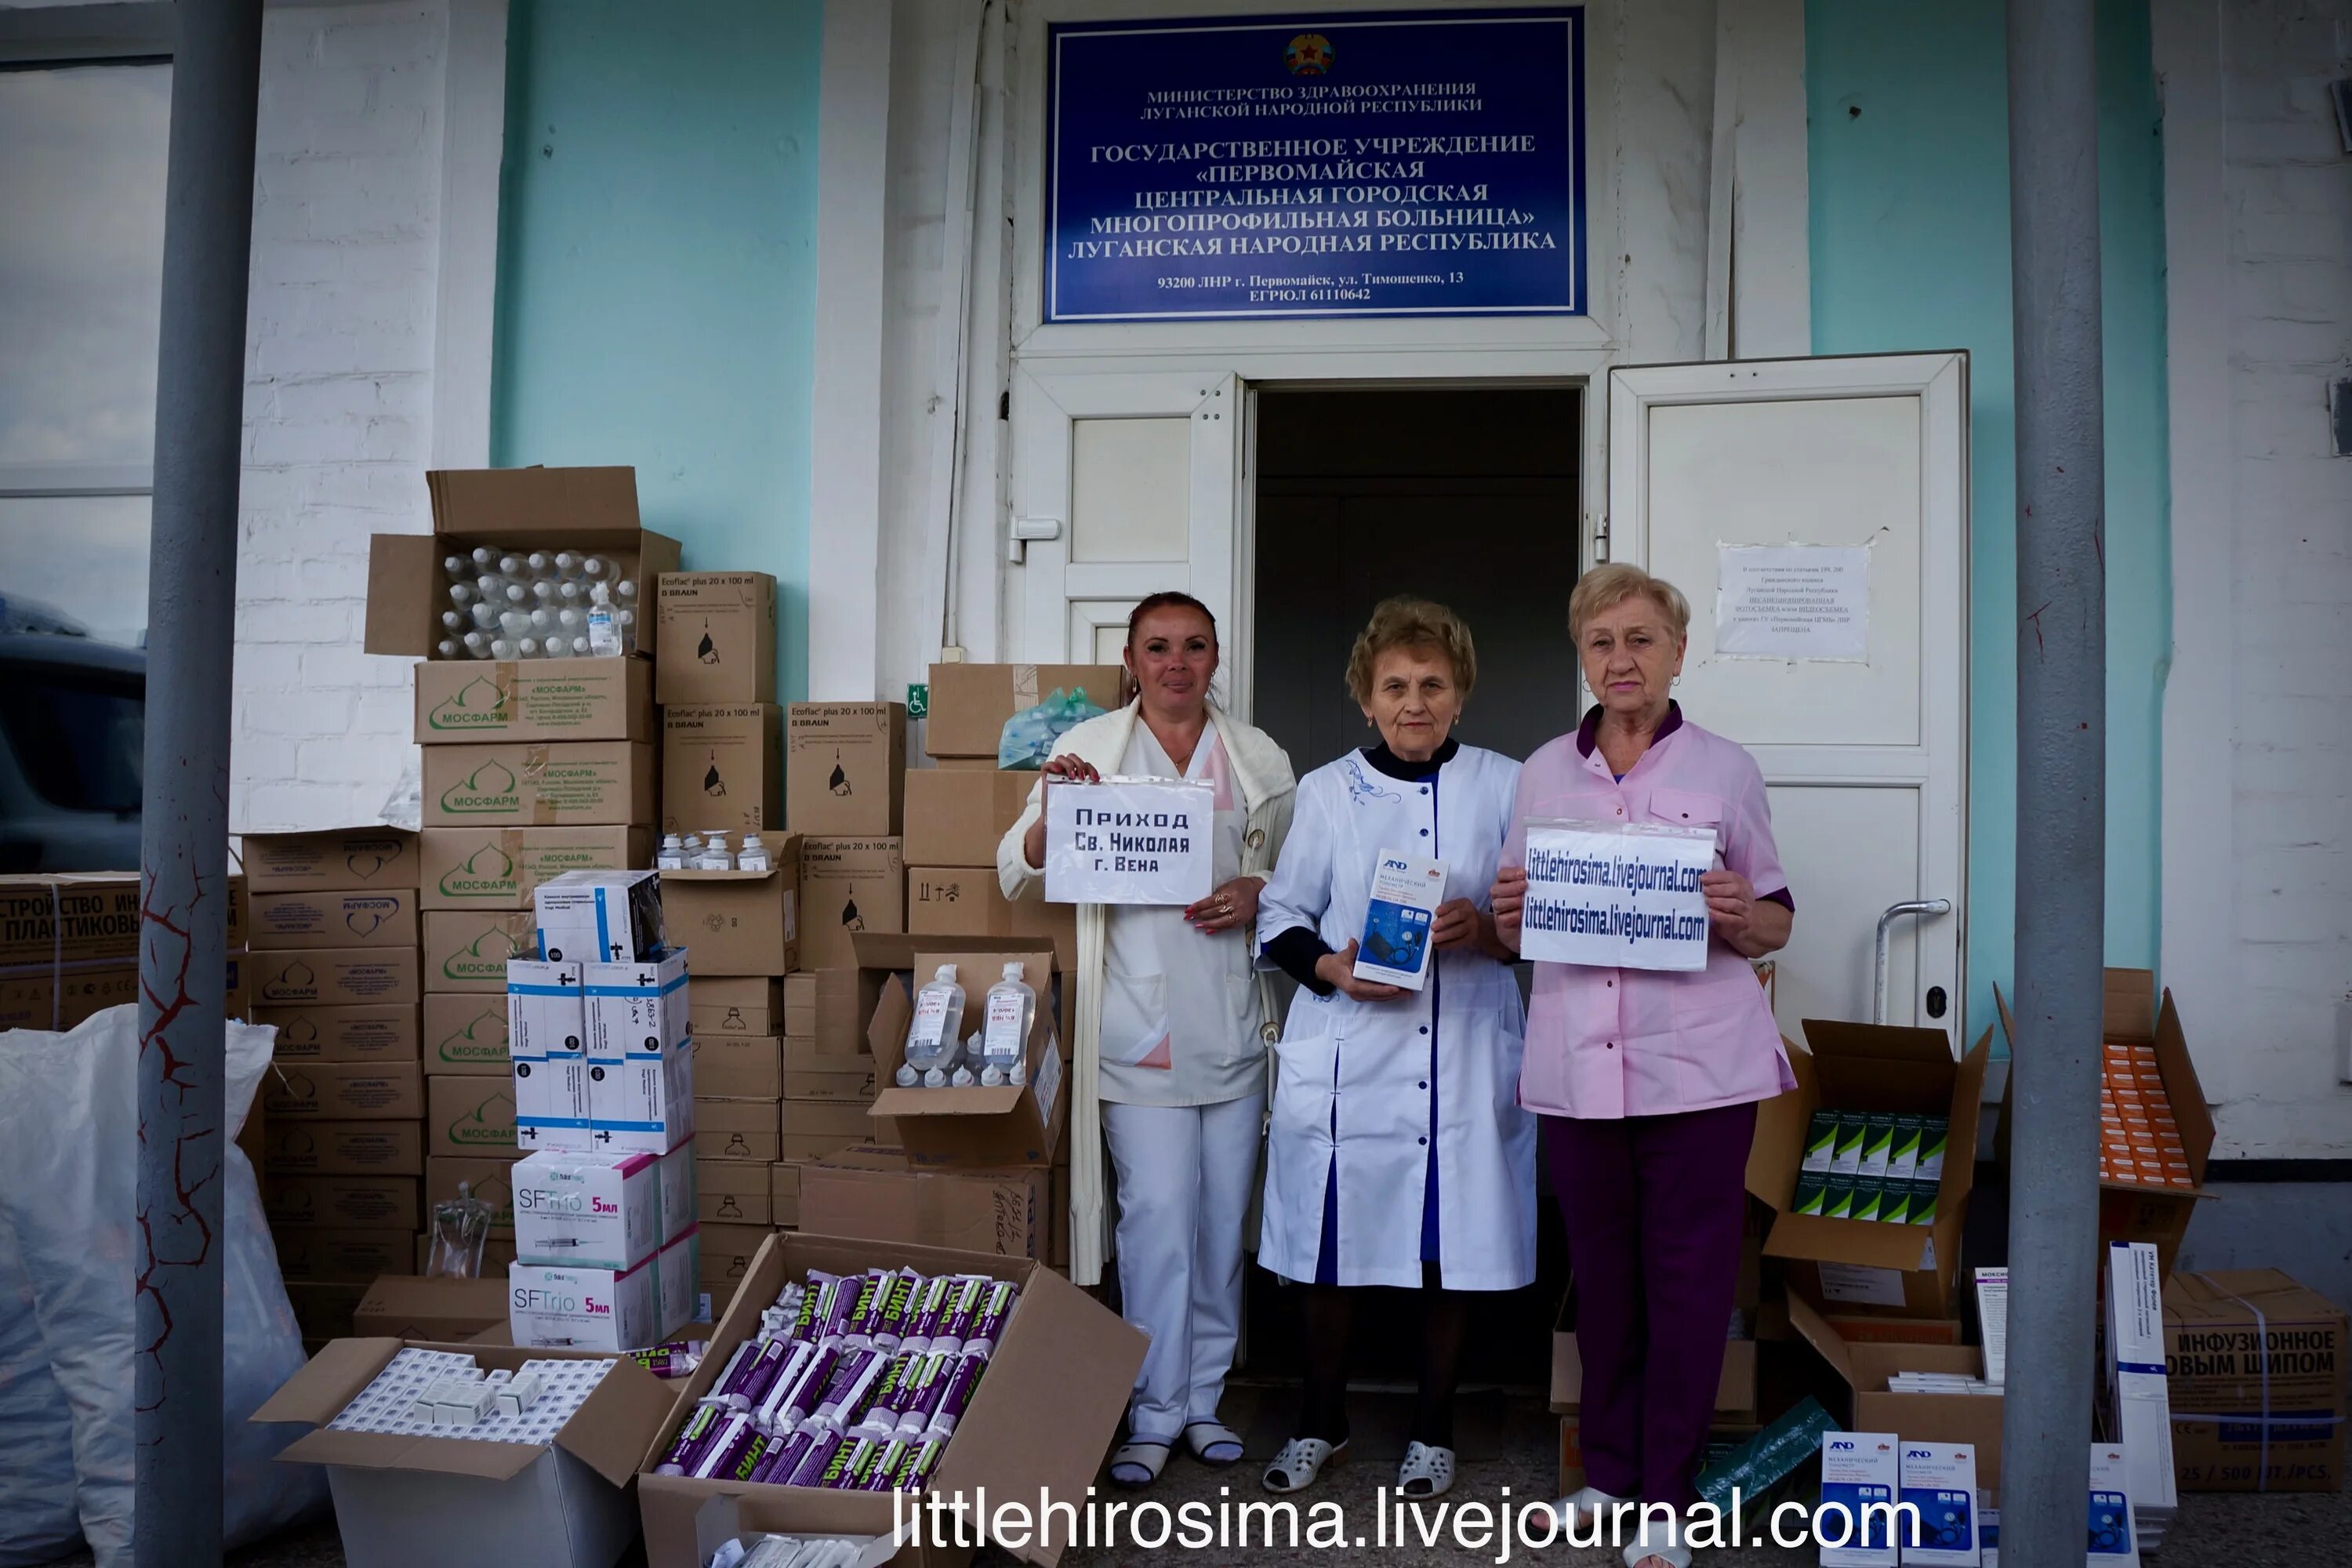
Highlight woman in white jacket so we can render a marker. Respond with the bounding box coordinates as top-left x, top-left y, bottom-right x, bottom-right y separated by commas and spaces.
996, 591, 1296, 1490
1252, 598, 1535, 1501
